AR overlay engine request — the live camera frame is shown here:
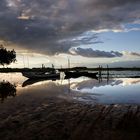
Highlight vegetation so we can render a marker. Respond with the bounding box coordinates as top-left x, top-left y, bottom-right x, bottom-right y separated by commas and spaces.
0, 81, 16, 103
0, 67, 140, 73
0, 45, 16, 66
